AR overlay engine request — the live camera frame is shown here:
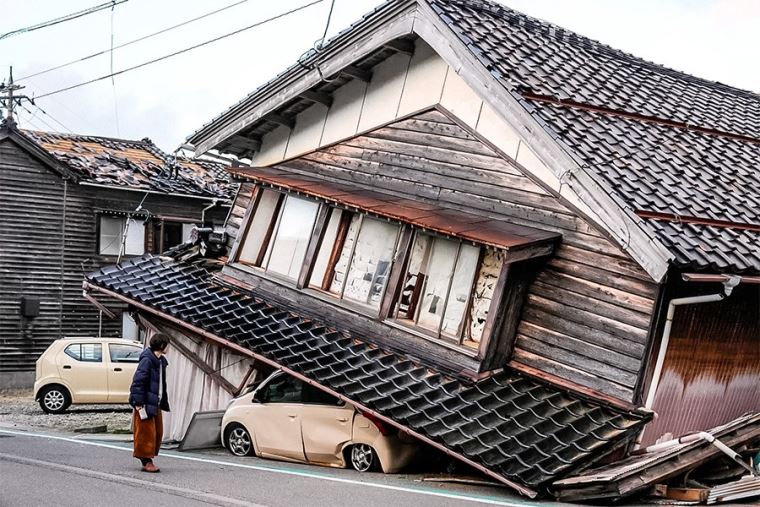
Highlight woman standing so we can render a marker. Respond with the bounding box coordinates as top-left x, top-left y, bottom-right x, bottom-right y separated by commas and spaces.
129, 333, 171, 473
